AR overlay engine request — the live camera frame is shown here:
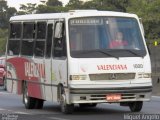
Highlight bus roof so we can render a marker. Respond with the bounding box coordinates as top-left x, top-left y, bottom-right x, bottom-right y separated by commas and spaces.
10, 10, 138, 21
